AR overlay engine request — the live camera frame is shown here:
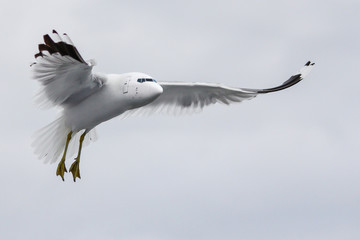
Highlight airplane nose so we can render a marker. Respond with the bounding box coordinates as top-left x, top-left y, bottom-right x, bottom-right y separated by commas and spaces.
146, 83, 163, 102
154, 84, 163, 97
